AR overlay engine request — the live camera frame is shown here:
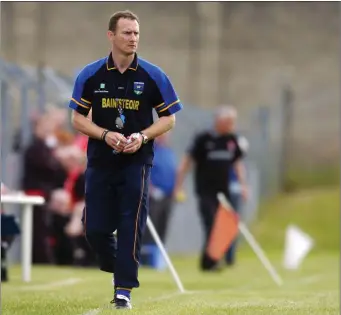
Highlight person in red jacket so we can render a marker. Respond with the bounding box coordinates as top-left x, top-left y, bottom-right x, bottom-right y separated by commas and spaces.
21, 114, 67, 264
50, 142, 96, 266
49, 145, 84, 265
